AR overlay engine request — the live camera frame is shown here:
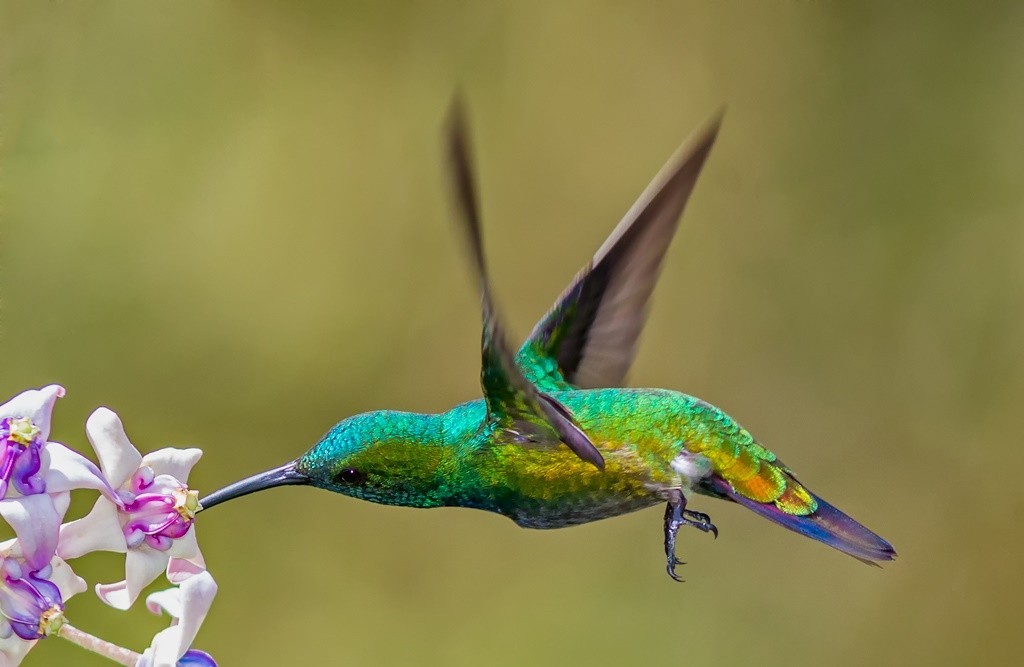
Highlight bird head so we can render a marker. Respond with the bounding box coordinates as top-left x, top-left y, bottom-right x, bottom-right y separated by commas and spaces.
199, 411, 449, 511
